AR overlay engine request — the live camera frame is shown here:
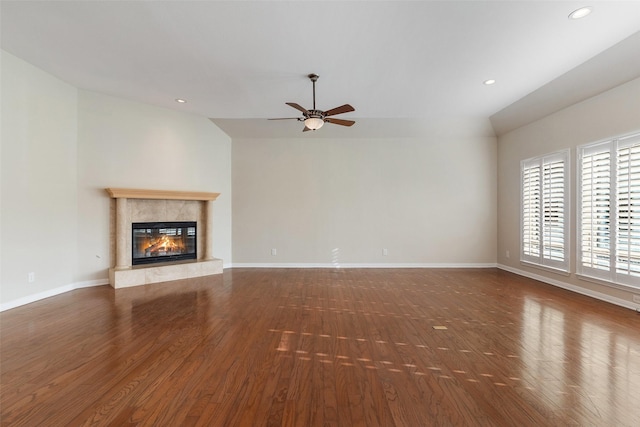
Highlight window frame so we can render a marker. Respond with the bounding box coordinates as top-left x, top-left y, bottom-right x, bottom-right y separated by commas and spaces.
520, 150, 570, 273
577, 132, 640, 290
